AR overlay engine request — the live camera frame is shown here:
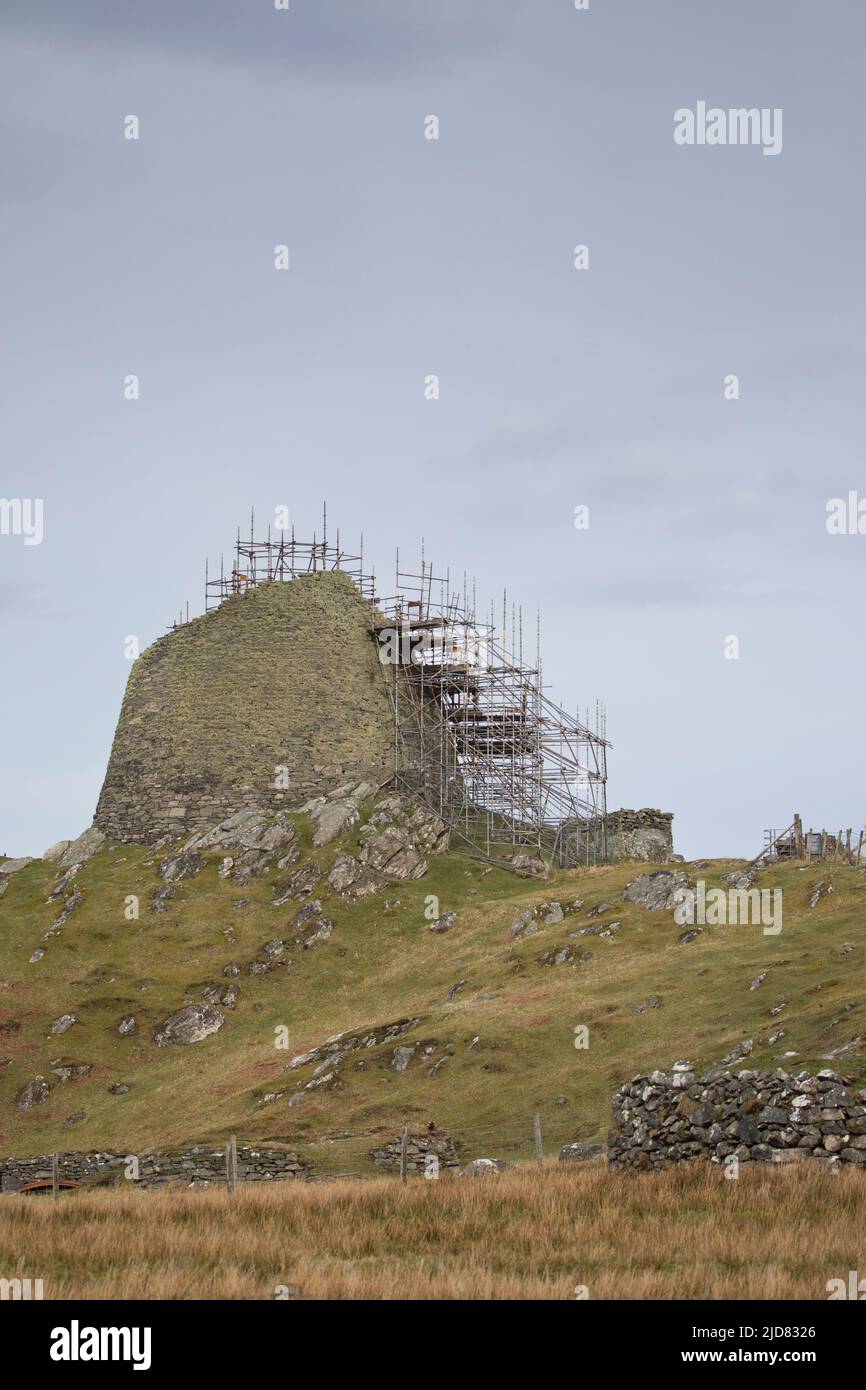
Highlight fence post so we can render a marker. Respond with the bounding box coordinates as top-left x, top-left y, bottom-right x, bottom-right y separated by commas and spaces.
52, 1153, 59, 1202
226, 1135, 238, 1194
399, 1125, 408, 1183
534, 1113, 543, 1170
